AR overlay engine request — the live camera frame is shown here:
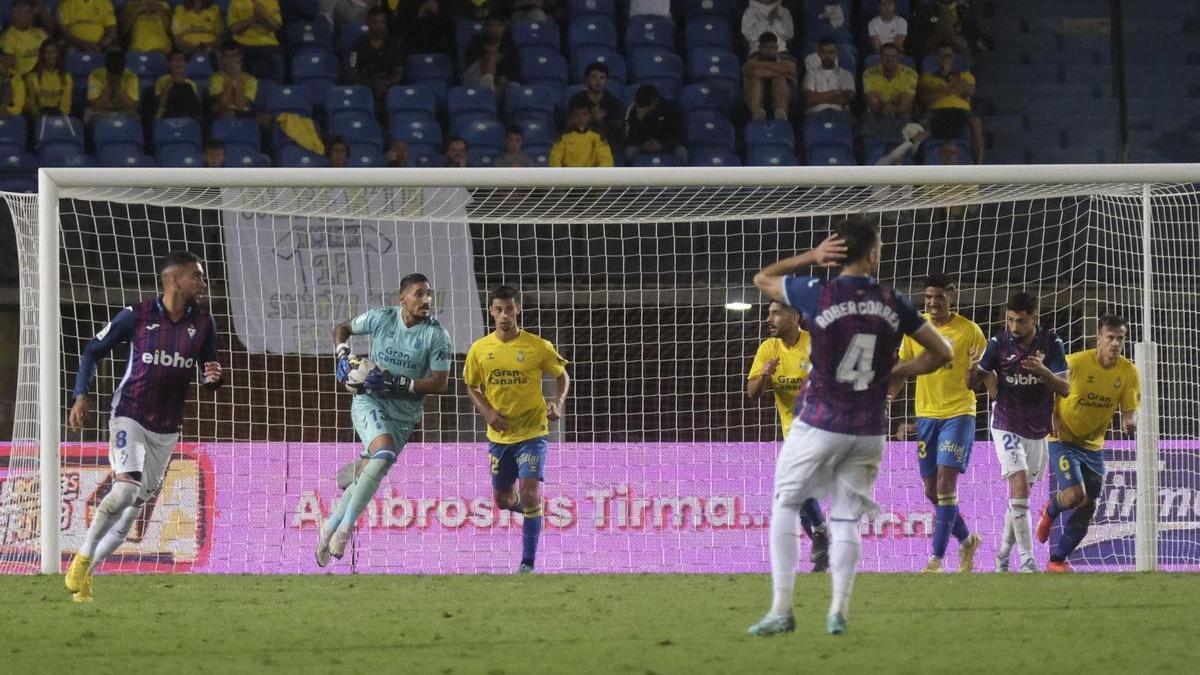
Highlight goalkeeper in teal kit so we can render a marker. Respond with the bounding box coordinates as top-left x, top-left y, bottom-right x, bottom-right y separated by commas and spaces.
315, 273, 453, 567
